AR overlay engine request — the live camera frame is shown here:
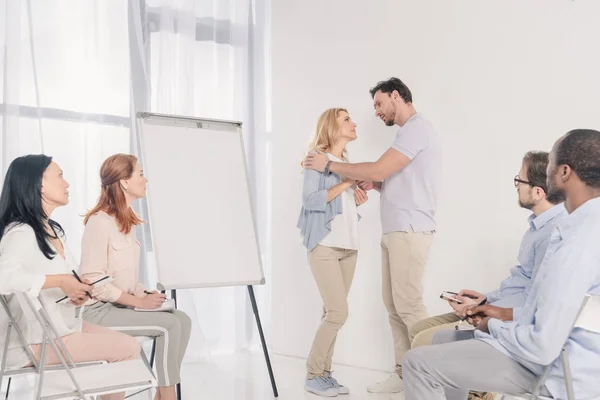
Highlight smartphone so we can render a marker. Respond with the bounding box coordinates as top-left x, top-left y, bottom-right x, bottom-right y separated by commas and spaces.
455, 324, 475, 331
440, 291, 463, 304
